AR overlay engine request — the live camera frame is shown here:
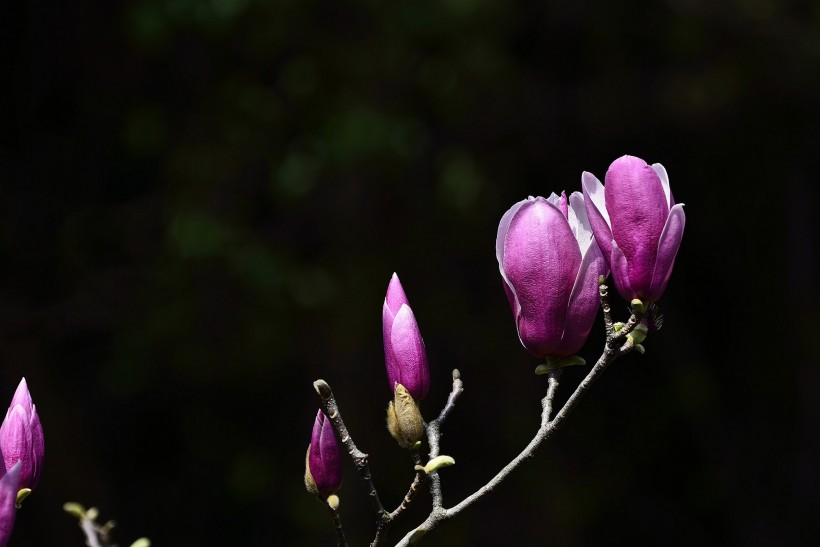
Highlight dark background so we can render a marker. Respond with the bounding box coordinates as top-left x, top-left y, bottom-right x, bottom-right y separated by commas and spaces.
3, 0, 819, 545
